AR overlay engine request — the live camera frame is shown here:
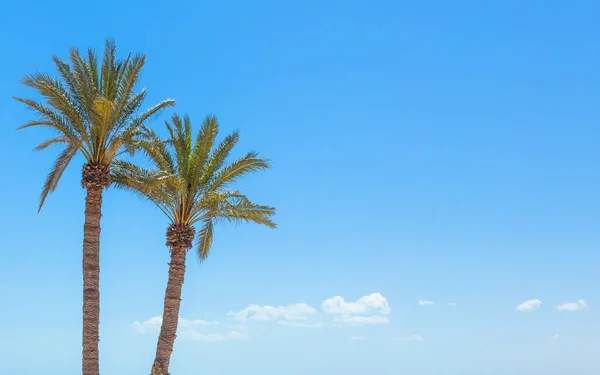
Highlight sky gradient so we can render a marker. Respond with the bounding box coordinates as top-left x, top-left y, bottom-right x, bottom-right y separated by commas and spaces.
1, 1, 599, 374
